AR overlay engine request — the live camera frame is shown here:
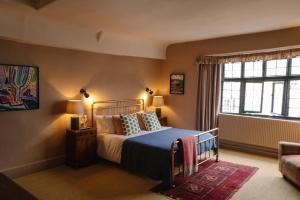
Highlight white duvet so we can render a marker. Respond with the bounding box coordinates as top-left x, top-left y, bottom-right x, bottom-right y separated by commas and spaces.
97, 127, 171, 163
